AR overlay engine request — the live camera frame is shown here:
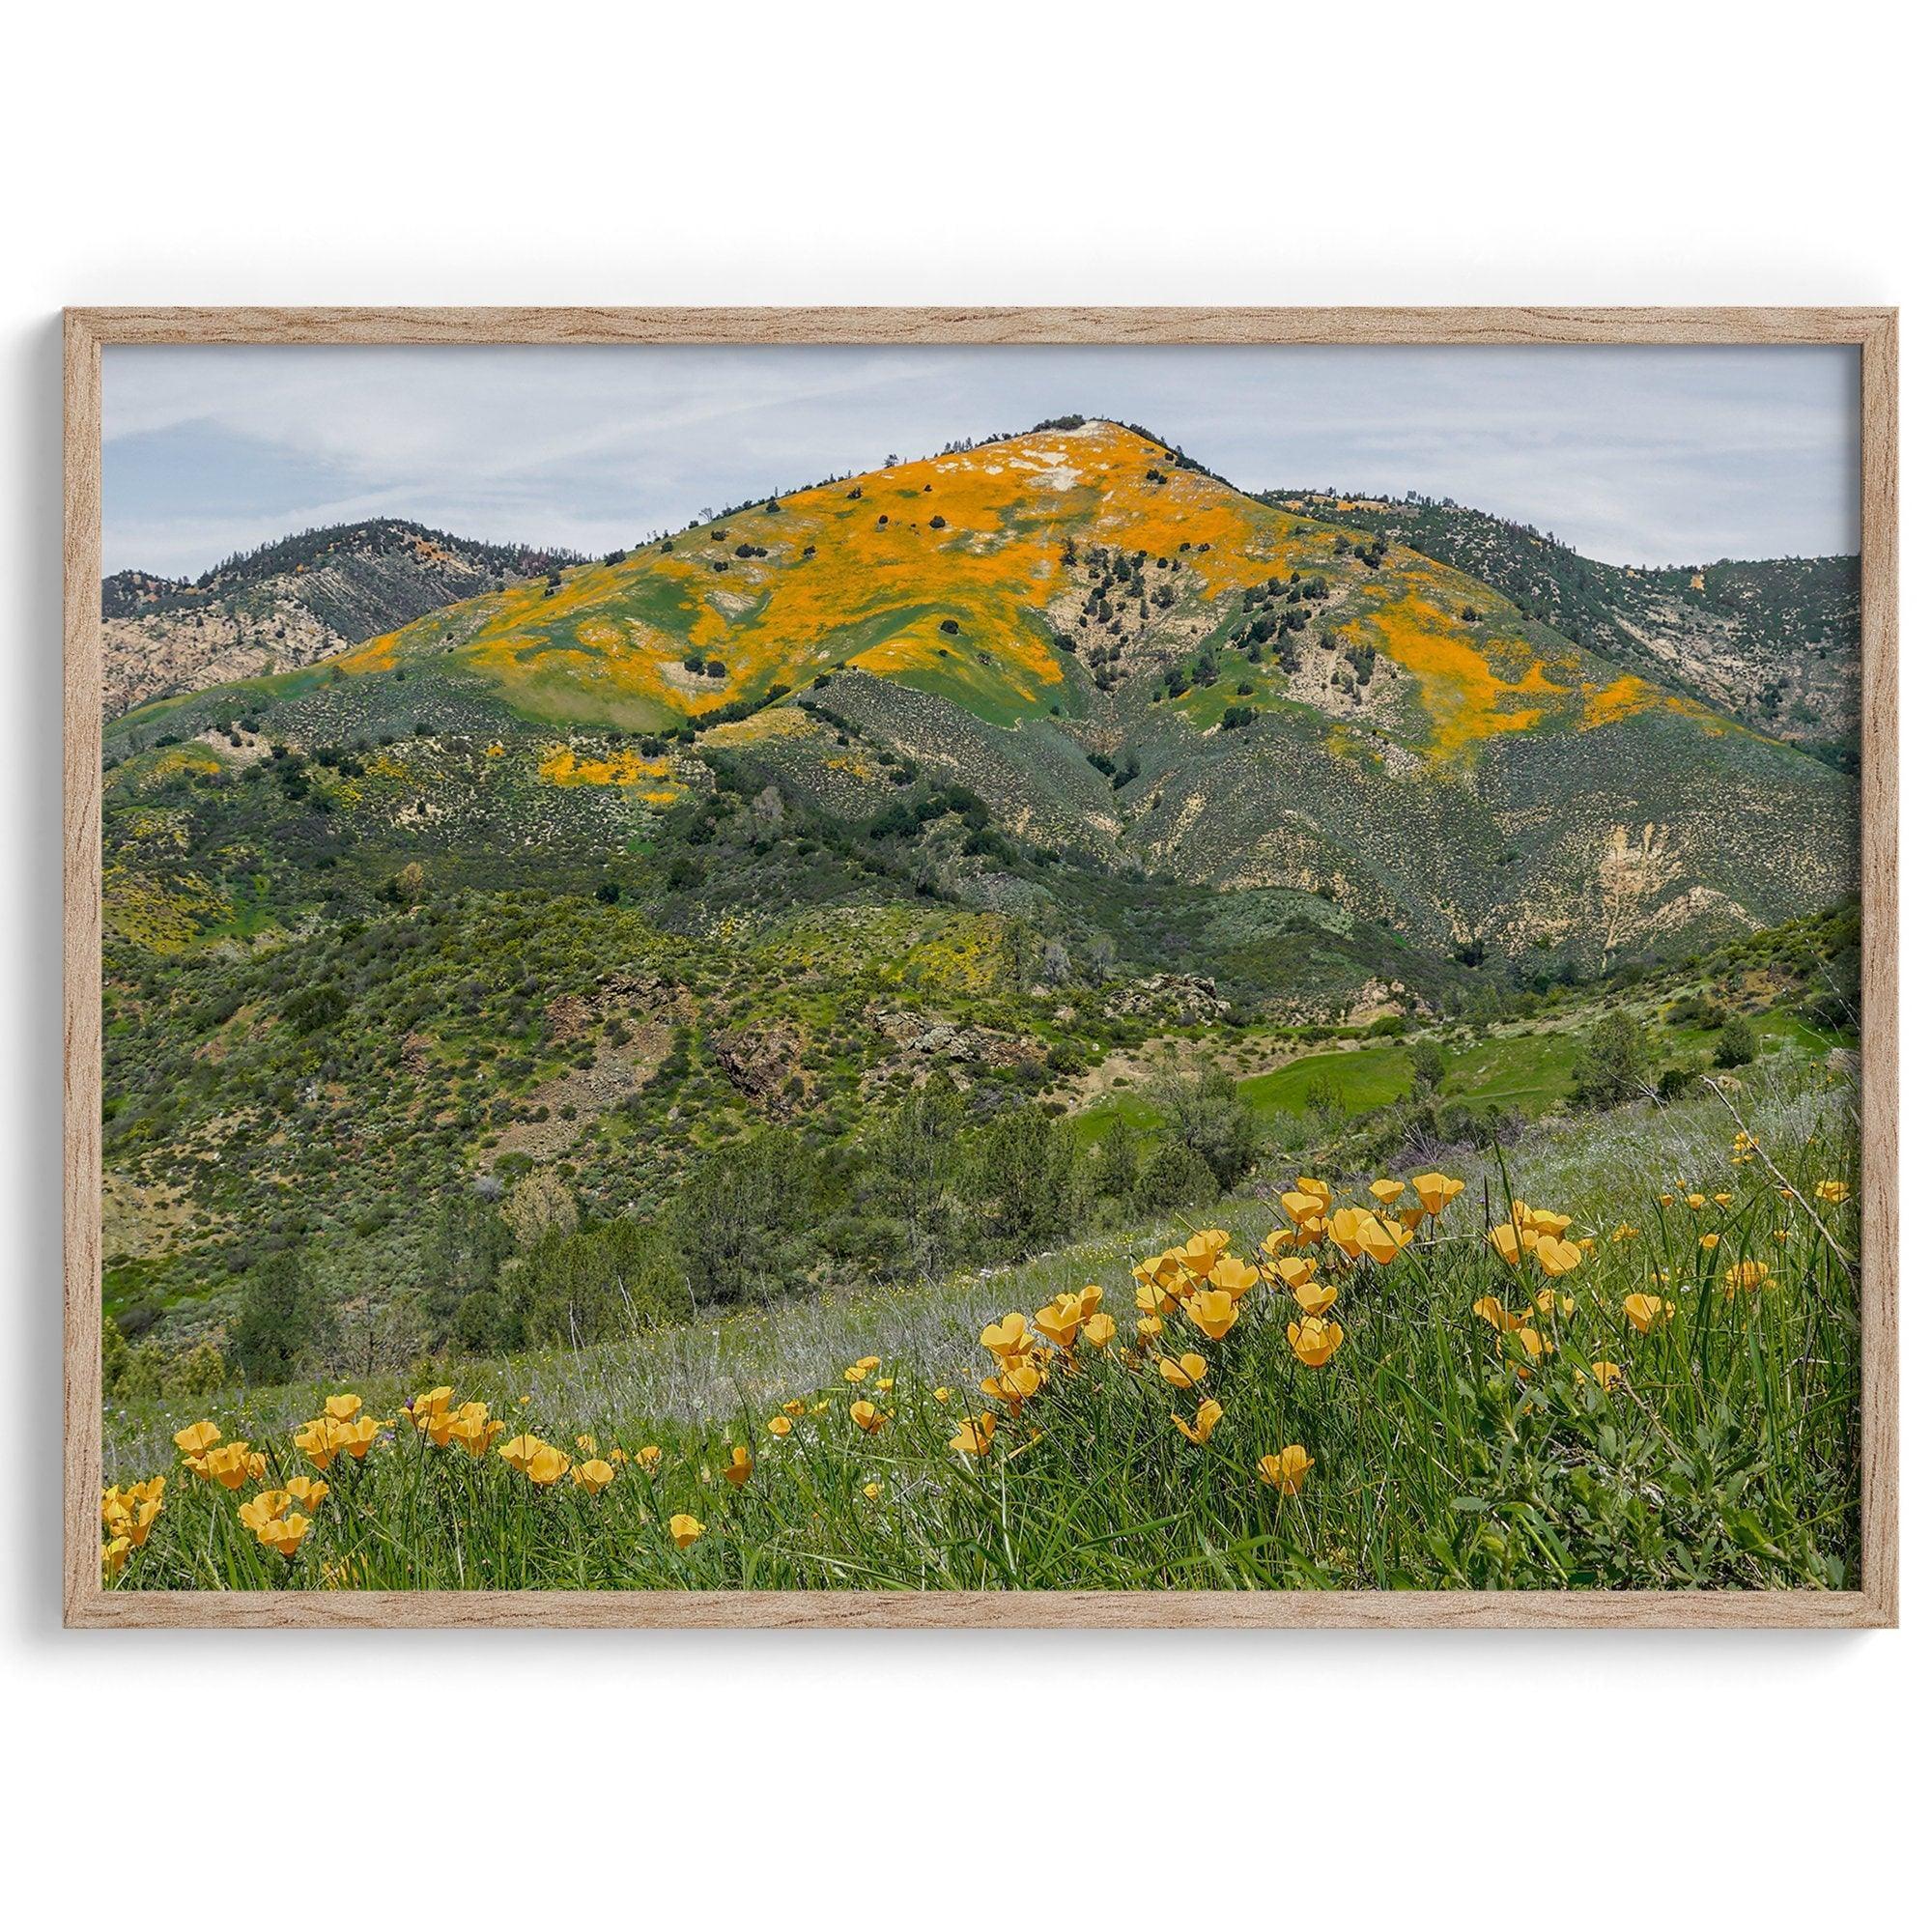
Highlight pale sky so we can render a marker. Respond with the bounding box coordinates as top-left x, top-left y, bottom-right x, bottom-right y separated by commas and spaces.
101, 344, 1861, 580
